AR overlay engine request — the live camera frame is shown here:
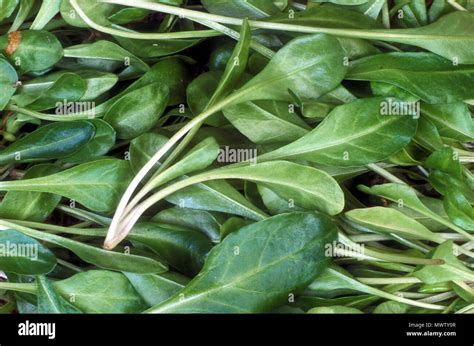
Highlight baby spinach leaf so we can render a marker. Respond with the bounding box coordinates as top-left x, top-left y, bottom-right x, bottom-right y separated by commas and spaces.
371, 81, 418, 101
234, 33, 347, 103
147, 212, 337, 313
450, 281, 474, 304
359, 183, 443, 220
124, 271, 188, 307
348, 0, 385, 19
359, 183, 474, 242
373, 301, 410, 314
259, 97, 417, 167
258, 184, 304, 215
421, 103, 474, 142
413, 117, 443, 151
63, 40, 149, 73
61, 119, 116, 164
0, 57, 18, 110
347, 52, 474, 104
0, 229, 56, 275
0, 220, 167, 274
108, 6, 150, 24
443, 190, 474, 231
208, 42, 235, 71
36, 276, 81, 313
374, 12, 474, 64
337, 37, 379, 60
12, 72, 86, 111
129, 223, 213, 276
17, 70, 118, 102
389, 196, 449, 232
144, 137, 219, 192
186, 71, 228, 126
75, 70, 119, 101
425, 146, 463, 178
301, 102, 335, 120
209, 19, 251, 107
0, 121, 95, 165
201, 161, 345, 216
428, 0, 455, 22
53, 270, 147, 313
272, 4, 380, 29
114, 36, 201, 59
306, 265, 443, 310
0, 30, 63, 73
424, 147, 474, 230
166, 179, 267, 221
152, 207, 223, 243
413, 241, 474, 284
0, 164, 61, 222
223, 100, 310, 144
132, 57, 190, 106
0, 159, 133, 212
104, 82, 169, 139
345, 207, 444, 244
393, 0, 427, 28
129, 132, 169, 175
9, 0, 35, 33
